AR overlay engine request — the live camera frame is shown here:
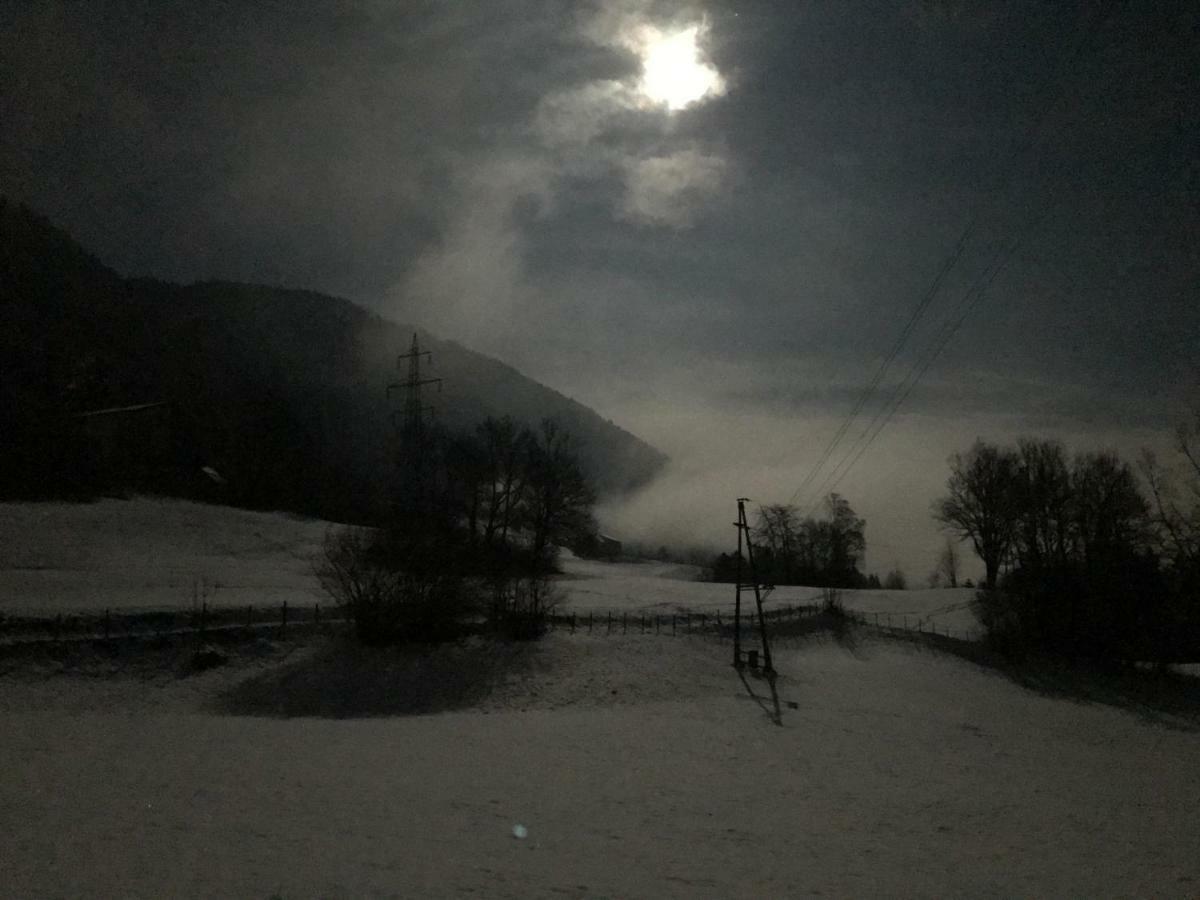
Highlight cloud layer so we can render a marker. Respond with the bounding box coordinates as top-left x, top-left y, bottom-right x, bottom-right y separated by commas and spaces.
3, 0, 1197, 572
